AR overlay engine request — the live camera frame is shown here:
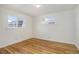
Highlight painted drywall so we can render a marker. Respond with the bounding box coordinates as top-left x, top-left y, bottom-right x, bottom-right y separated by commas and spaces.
34, 10, 75, 44
0, 7, 32, 47
0, 6, 77, 48
75, 5, 79, 48
32, 17, 37, 37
